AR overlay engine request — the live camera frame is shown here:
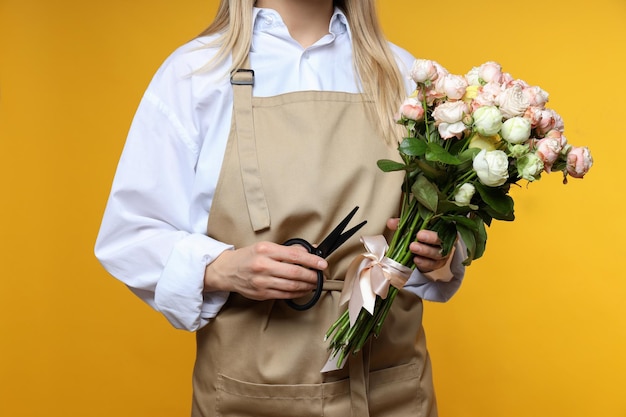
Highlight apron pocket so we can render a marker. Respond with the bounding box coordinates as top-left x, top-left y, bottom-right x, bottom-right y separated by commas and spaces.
368, 362, 424, 416
216, 373, 324, 417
